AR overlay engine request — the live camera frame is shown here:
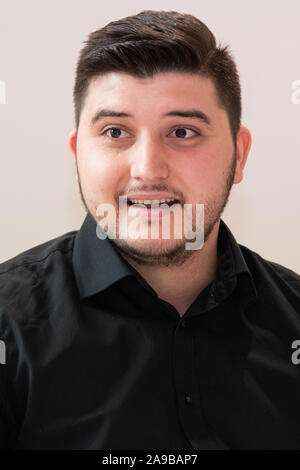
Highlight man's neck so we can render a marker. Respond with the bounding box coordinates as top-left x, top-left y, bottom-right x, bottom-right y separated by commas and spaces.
119, 220, 220, 317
